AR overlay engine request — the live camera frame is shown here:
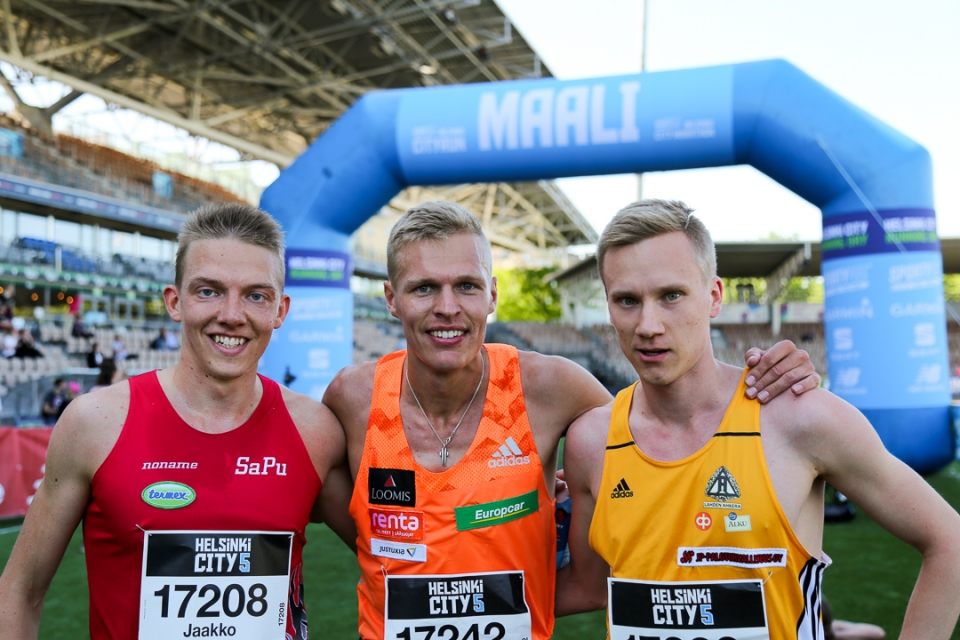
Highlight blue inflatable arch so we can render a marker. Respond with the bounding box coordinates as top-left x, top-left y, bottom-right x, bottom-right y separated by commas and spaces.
261, 58, 951, 473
